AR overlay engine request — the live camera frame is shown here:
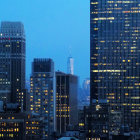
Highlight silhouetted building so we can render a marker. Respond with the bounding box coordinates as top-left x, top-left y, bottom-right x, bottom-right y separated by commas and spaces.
78, 106, 90, 140
56, 71, 78, 135
30, 58, 56, 140
0, 22, 26, 109
90, 0, 140, 132
0, 102, 26, 140
25, 90, 30, 112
